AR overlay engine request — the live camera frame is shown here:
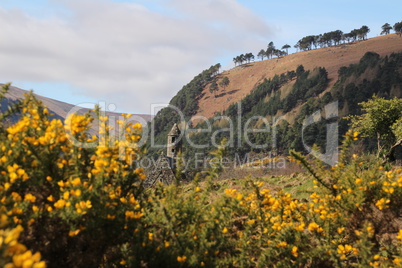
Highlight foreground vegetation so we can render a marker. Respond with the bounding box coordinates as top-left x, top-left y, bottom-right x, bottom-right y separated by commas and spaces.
1, 85, 402, 267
